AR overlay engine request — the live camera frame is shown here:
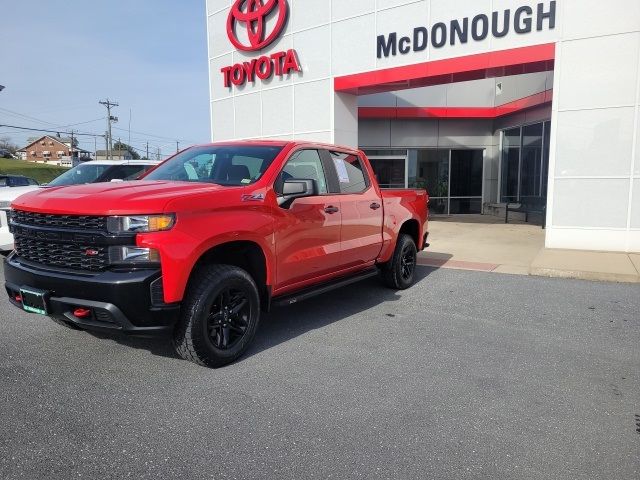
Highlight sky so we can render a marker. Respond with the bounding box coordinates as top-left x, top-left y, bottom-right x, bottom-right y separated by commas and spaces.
0, 0, 210, 158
